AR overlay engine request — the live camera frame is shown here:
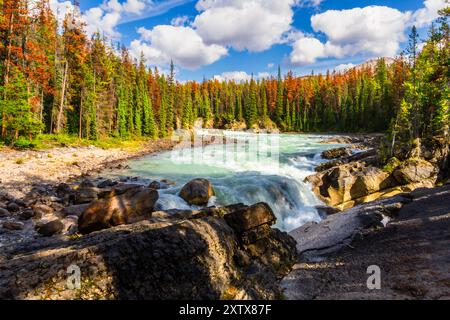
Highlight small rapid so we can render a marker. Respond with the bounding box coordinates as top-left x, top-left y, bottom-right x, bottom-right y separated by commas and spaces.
110, 130, 344, 231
